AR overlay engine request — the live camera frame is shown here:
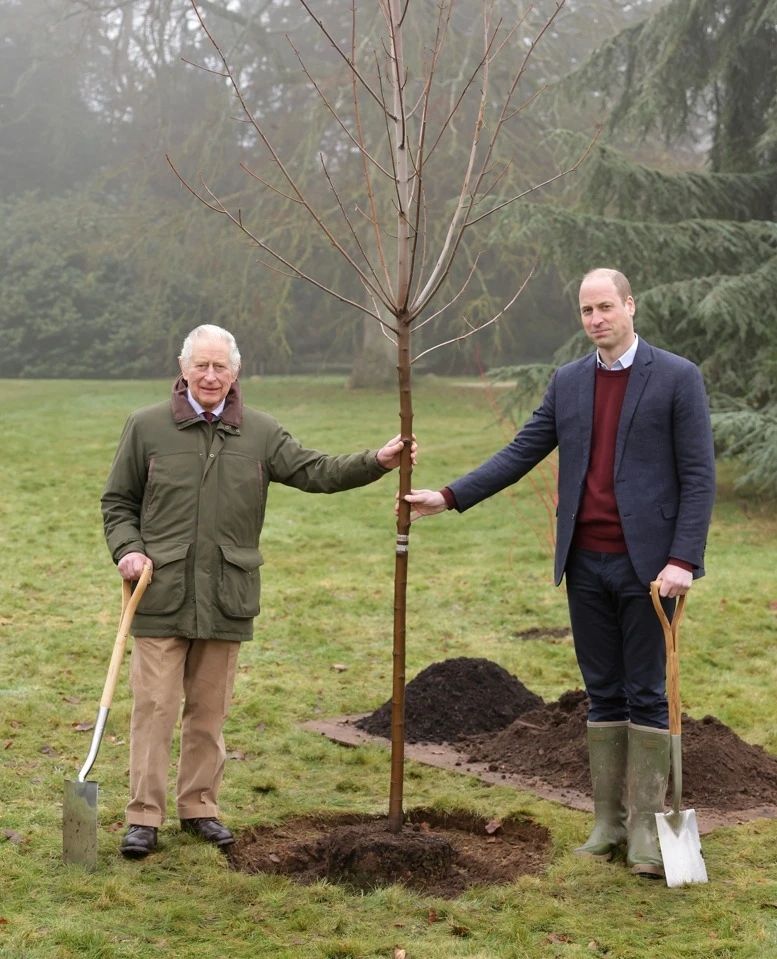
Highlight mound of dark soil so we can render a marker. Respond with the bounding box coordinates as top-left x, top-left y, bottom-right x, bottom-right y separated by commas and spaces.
466, 688, 777, 812
228, 808, 550, 898
355, 656, 543, 743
